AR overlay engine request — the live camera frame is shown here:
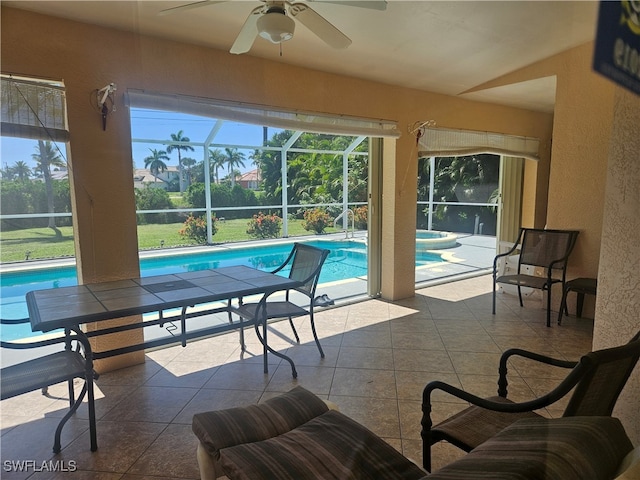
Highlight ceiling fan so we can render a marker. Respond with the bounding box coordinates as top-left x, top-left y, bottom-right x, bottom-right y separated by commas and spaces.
158, 0, 387, 54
